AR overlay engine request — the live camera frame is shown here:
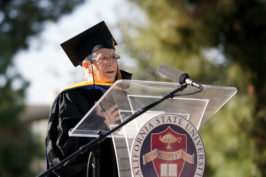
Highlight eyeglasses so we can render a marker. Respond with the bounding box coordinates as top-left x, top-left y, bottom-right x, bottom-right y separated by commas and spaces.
92, 54, 120, 64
